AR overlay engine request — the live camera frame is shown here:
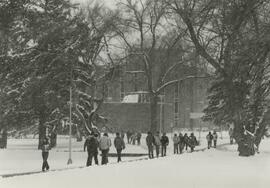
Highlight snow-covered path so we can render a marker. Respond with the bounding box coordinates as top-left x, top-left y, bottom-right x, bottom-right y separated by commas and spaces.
0, 136, 148, 175
1, 141, 270, 188
0, 132, 218, 175
1, 133, 270, 188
